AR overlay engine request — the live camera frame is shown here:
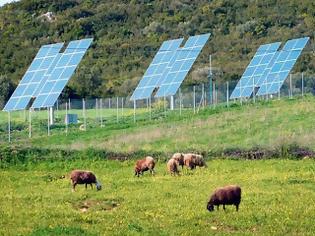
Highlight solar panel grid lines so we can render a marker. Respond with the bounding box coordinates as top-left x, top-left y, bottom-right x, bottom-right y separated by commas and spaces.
31, 38, 93, 109
256, 37, 310, 96
3, 43, 64, 112
155, 33, 211, 98
229, 42, 282, 99
130, 38, 184, 101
